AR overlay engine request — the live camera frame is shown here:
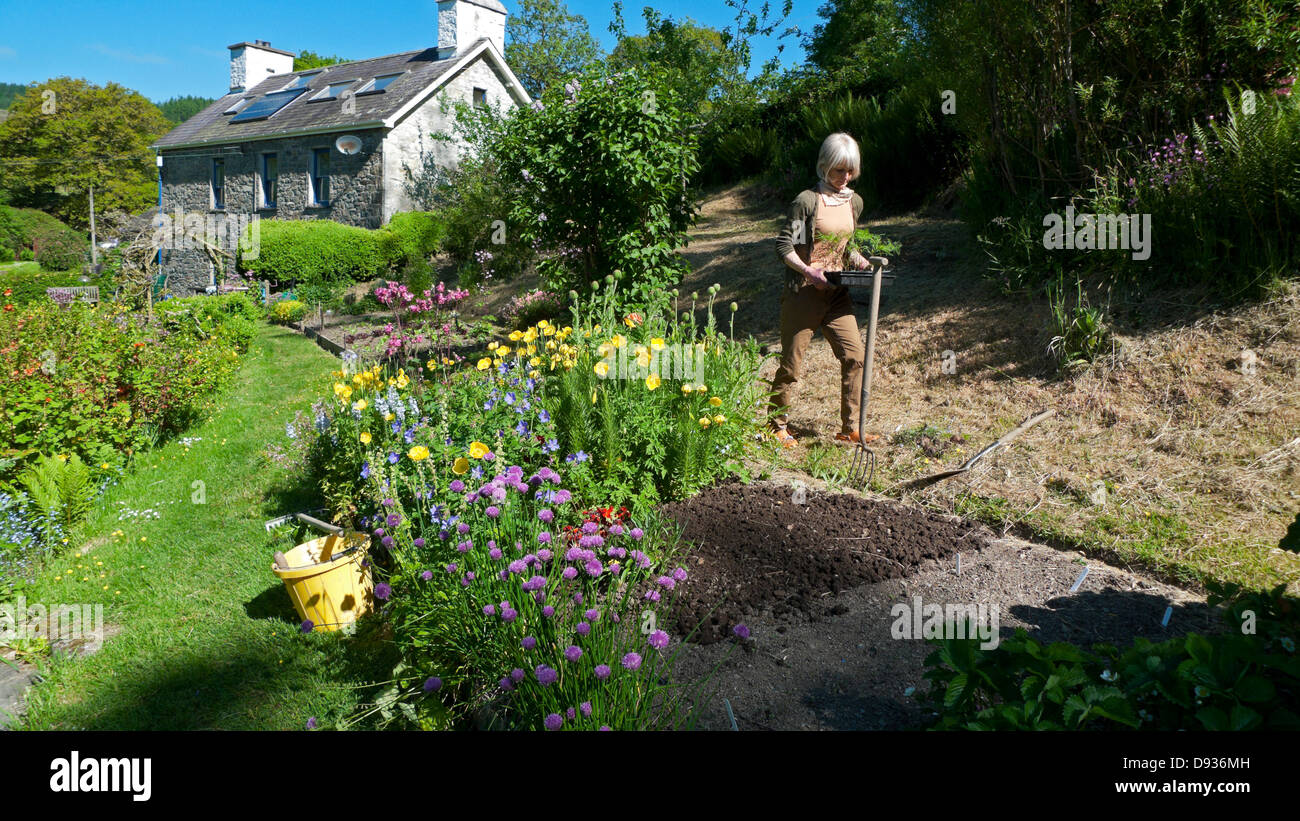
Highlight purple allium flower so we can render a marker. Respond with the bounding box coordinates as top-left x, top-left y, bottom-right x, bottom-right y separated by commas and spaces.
543, 605, 555, 618
538, 531, 552, 544
489, 547, 503, 560
483, 604, 496, 616
630, 527, 644, 540
522, 636, 537, 650
446, 563, 458, 573
488, 540, 497, 549
457, 540, 470, 553
609, 523, 623, 536
387, 513, 401, 528
501, 607, 517, 622
508, 559, 527, 574
581, 521, 600, 534
449, 479, 465, 493
301, 619, 314, 634
306, 717, 317, 729
536, 665, 558, 686
576, 621, 591, 636
585, 608, 600, 621
609, 562, 621, 575
644, 590, 661, 603
382, 536, 394, 549
486, 505, 501, 518
413, 537, 426, 548
554, 489, 572, 504
511, 667, 525, 682
457, 522, 470, 534
562, 566, 578, 580
374, 582, 392, 600
374, 527, 386, 537
544, 713, 563, 730
733, 624, 751, 640
622, 652, 643, 671
595, 664, 611, 680
564, 645, 583, 663
585, 559, 603, 576
483, 451, 495, 461
572, 592, 584, 605
423, 676, 442, 692
566, 706, 577, 720
648, 629, 669, 650
672, 567, 687, 582
421, 570, 433, 581
599, 726, 611, 731
657, 576, 676, 590
538, 509, 554, 523
580, 701, 592, 717
538, 548, 552, 562
499, 677, 513, 691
